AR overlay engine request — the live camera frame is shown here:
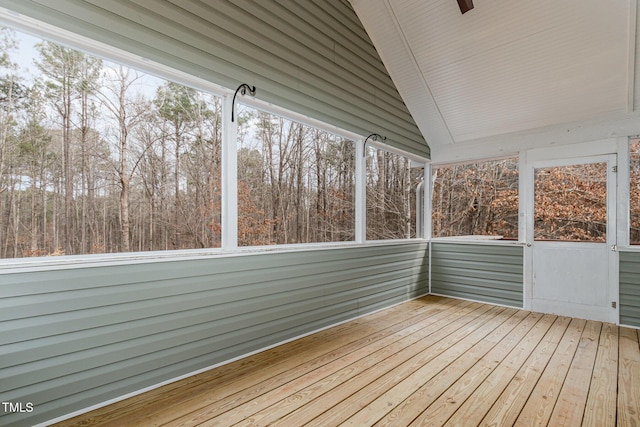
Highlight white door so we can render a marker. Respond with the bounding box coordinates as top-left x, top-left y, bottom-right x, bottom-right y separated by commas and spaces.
529, 154, 617, 322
